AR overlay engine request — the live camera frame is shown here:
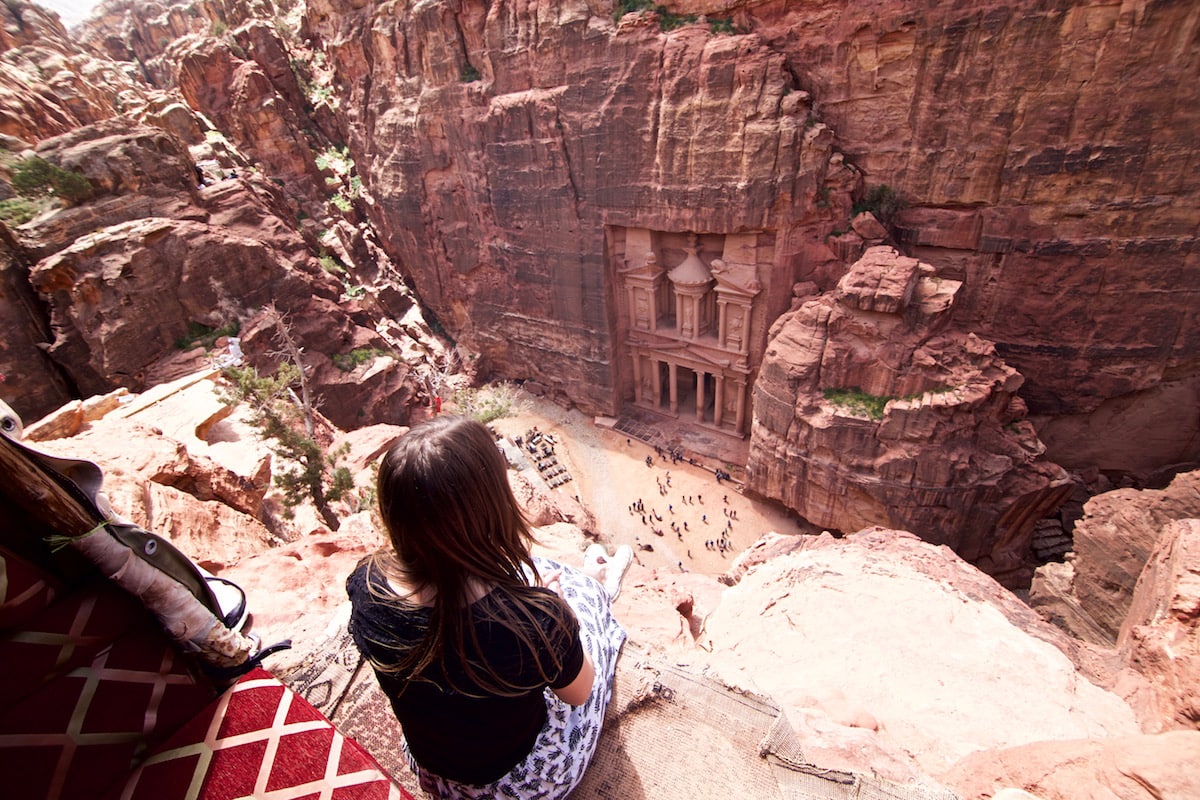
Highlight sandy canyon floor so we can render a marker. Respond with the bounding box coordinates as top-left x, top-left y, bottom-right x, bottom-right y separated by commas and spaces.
484, 399, 807, 577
